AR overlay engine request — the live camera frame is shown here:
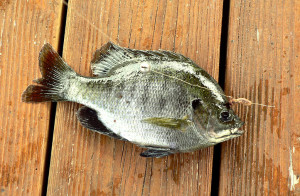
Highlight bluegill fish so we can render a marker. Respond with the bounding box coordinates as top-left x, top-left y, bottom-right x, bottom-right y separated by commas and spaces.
22, 42, 244, 158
